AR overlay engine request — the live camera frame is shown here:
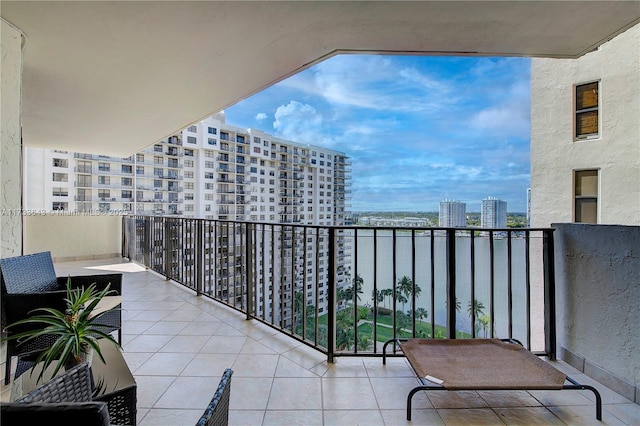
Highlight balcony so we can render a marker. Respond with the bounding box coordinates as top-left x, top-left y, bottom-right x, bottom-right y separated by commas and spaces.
1, 250, 635, 425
